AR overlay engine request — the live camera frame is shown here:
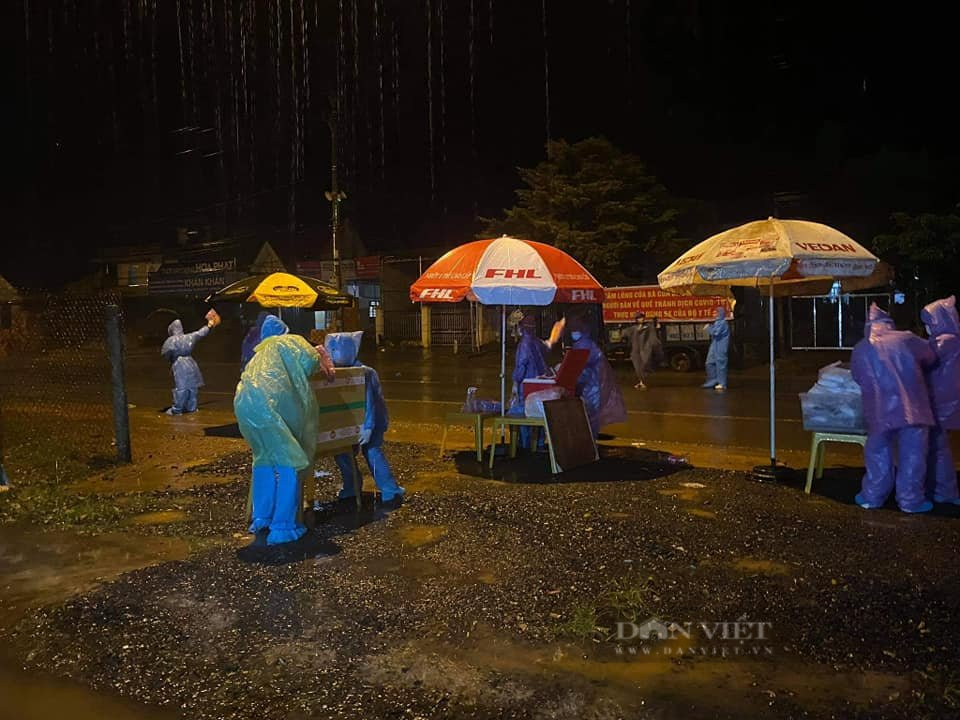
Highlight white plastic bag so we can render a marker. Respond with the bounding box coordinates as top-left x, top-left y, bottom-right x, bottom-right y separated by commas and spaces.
462, 386, 478, 413
799, 361, 866, 432
524, 387, 565, 418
